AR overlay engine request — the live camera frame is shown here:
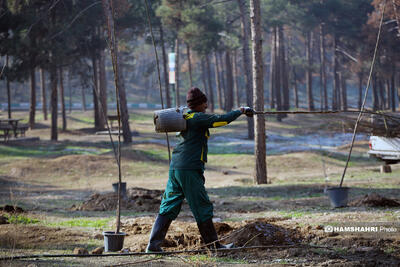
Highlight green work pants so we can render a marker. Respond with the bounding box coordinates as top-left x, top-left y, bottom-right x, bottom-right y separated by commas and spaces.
159, 169, 213, 224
